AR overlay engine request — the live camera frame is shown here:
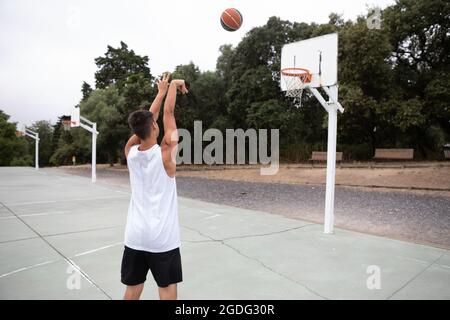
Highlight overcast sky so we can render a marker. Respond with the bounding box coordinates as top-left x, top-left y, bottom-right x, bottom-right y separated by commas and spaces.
0, 0, 394, 126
